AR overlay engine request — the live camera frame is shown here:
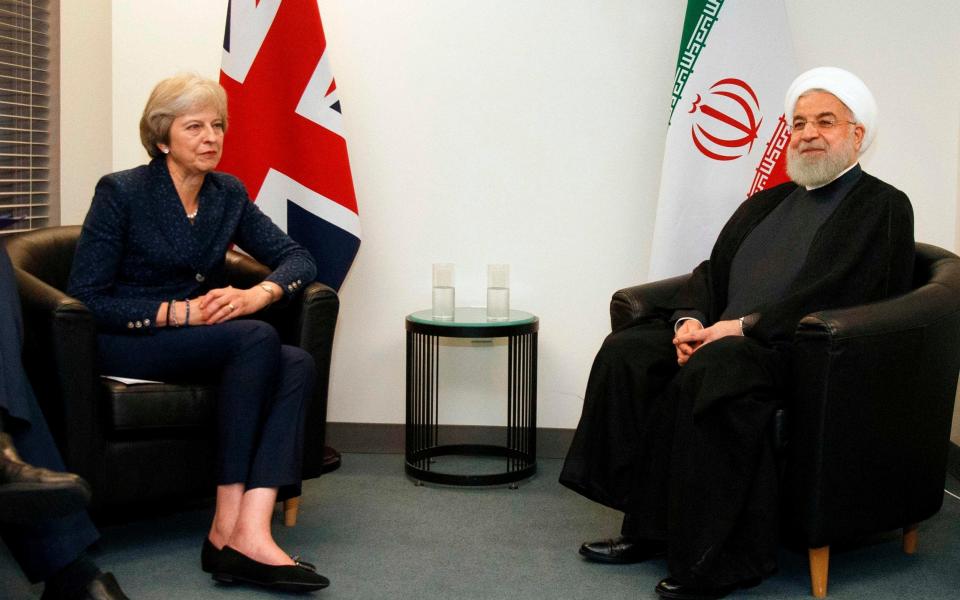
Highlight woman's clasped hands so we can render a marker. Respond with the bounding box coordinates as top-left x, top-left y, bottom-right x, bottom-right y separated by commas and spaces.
165, 283, 279, 328
196, 284, 276, 324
